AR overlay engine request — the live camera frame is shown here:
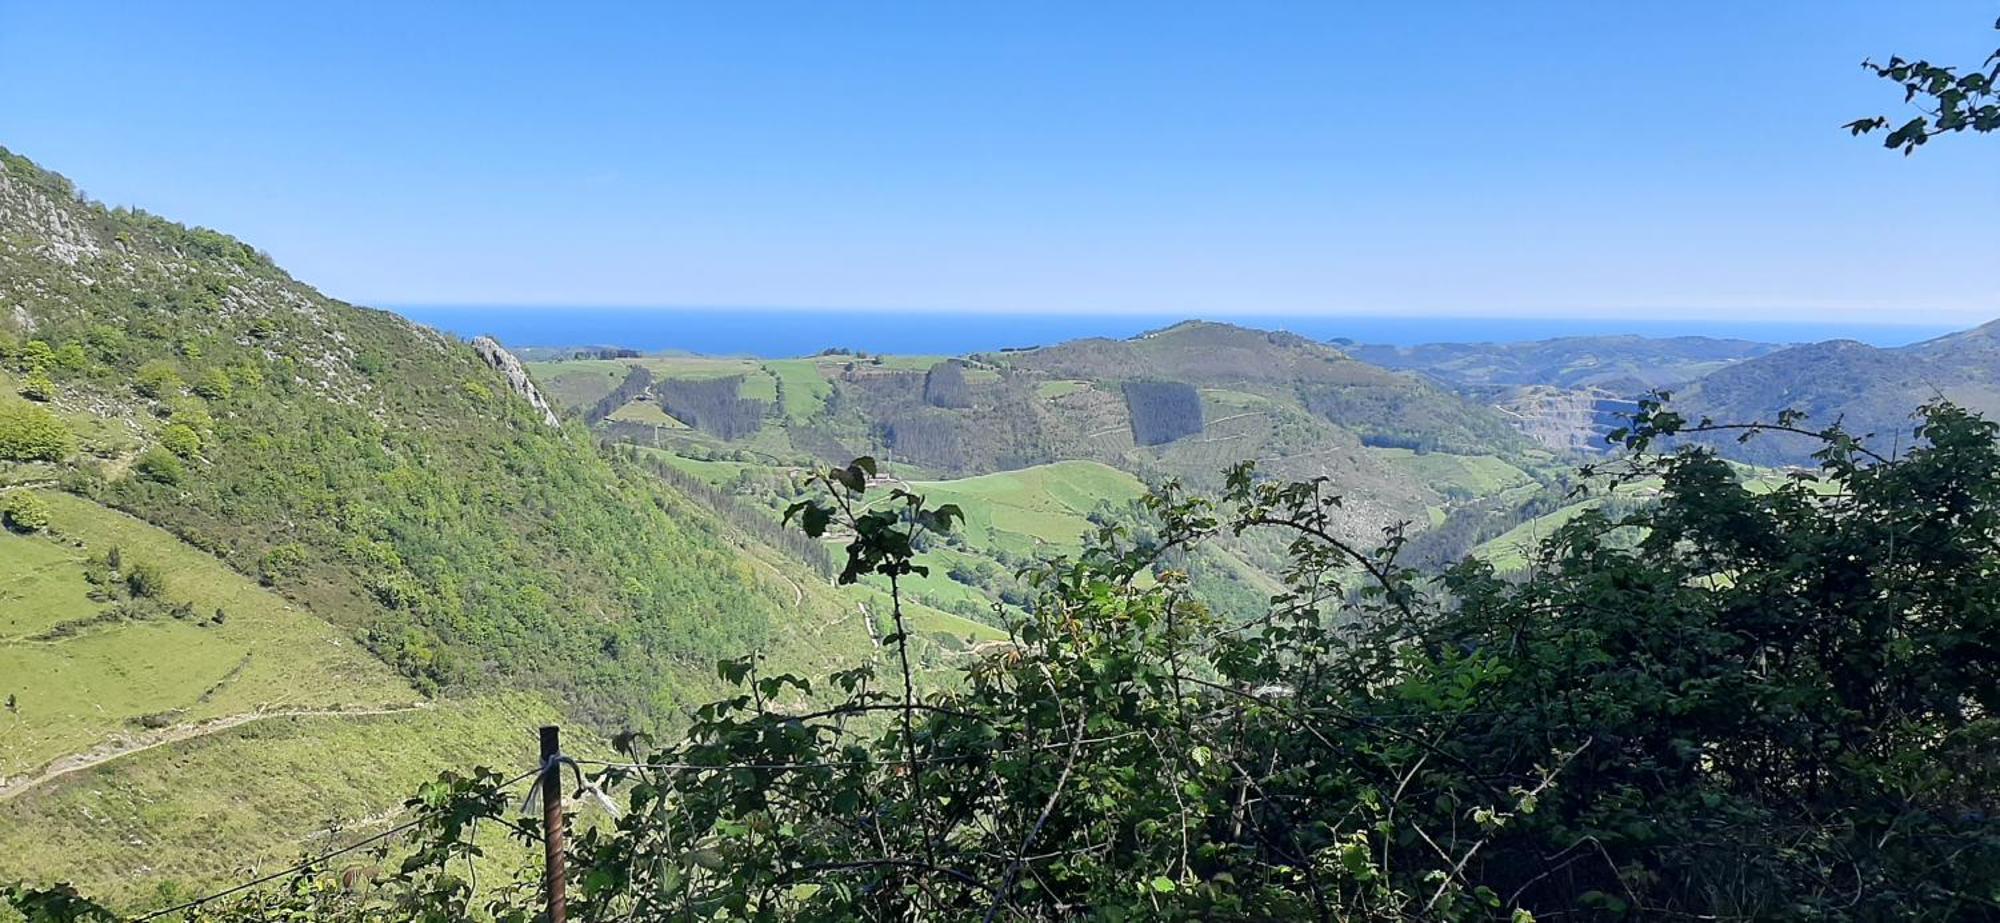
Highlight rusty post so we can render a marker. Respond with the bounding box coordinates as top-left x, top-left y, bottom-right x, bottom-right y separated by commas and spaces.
540, 724, 568, 923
